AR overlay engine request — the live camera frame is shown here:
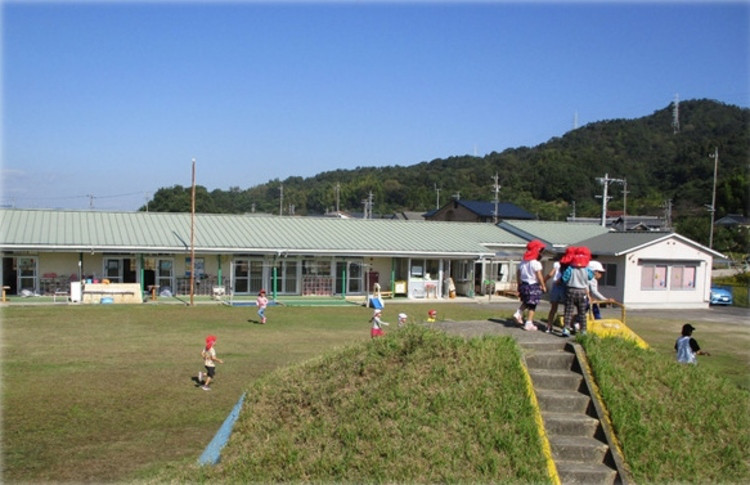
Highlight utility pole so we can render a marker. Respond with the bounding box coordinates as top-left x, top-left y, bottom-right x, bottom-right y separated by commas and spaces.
362, 192, 374, 219
596, 173, 625, 227
663, 199, 673, 230
622, 178, 629, 229
279, 184, 283, 216
707, 148, 719, 249
189, 158, 196, 307
434, 183, 441, 210
491, 173, 501, 224
335, 183, 340, 215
